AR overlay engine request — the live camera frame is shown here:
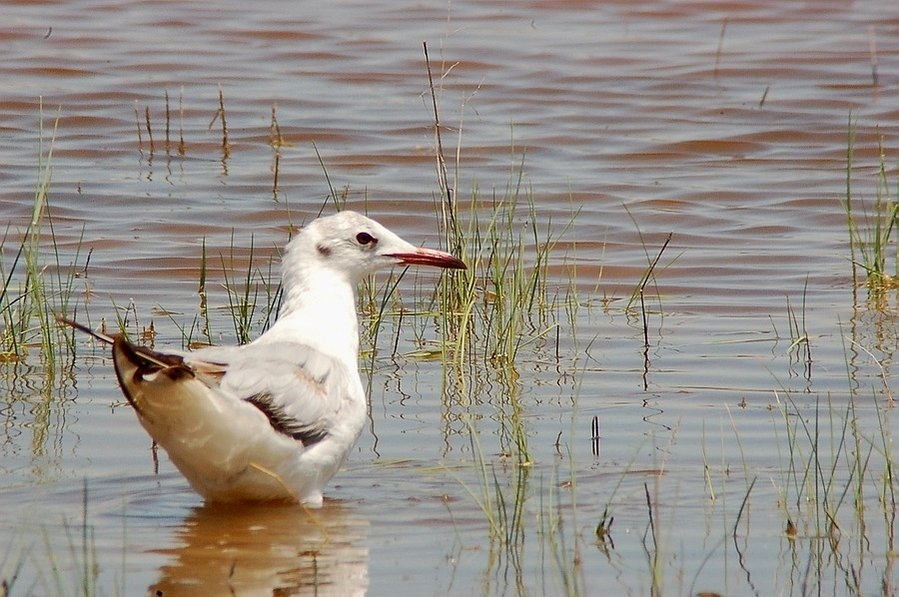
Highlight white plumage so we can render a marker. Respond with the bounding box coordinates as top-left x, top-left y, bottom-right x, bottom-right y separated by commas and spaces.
63, 211, 465, 506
